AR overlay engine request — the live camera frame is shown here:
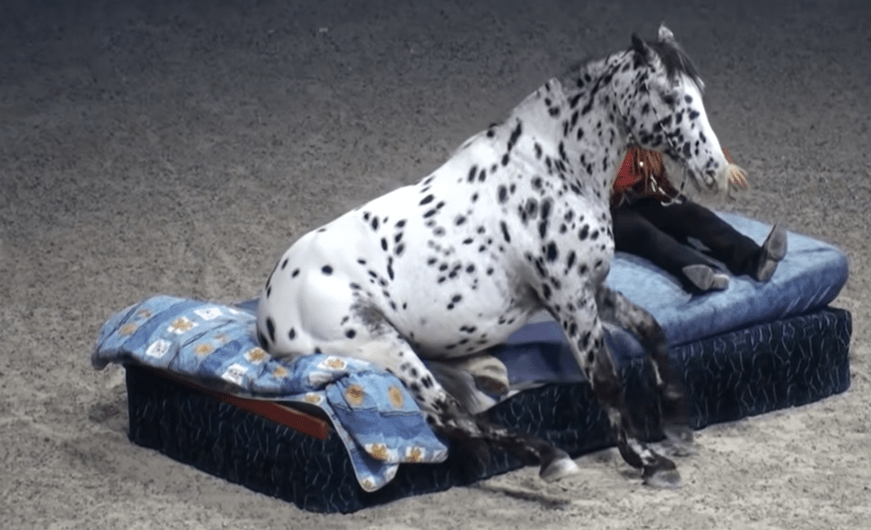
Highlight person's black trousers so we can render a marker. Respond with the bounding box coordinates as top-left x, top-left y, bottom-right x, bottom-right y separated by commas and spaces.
612, 197, 761, 291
